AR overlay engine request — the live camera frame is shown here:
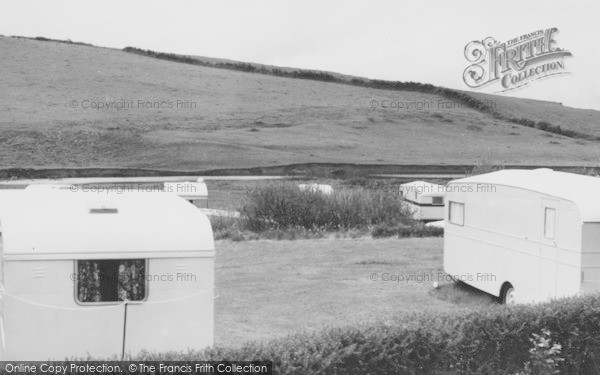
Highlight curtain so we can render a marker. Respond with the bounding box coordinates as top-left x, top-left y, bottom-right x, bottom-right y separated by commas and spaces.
77, 260, 145, 303
118, 260, 146, 301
